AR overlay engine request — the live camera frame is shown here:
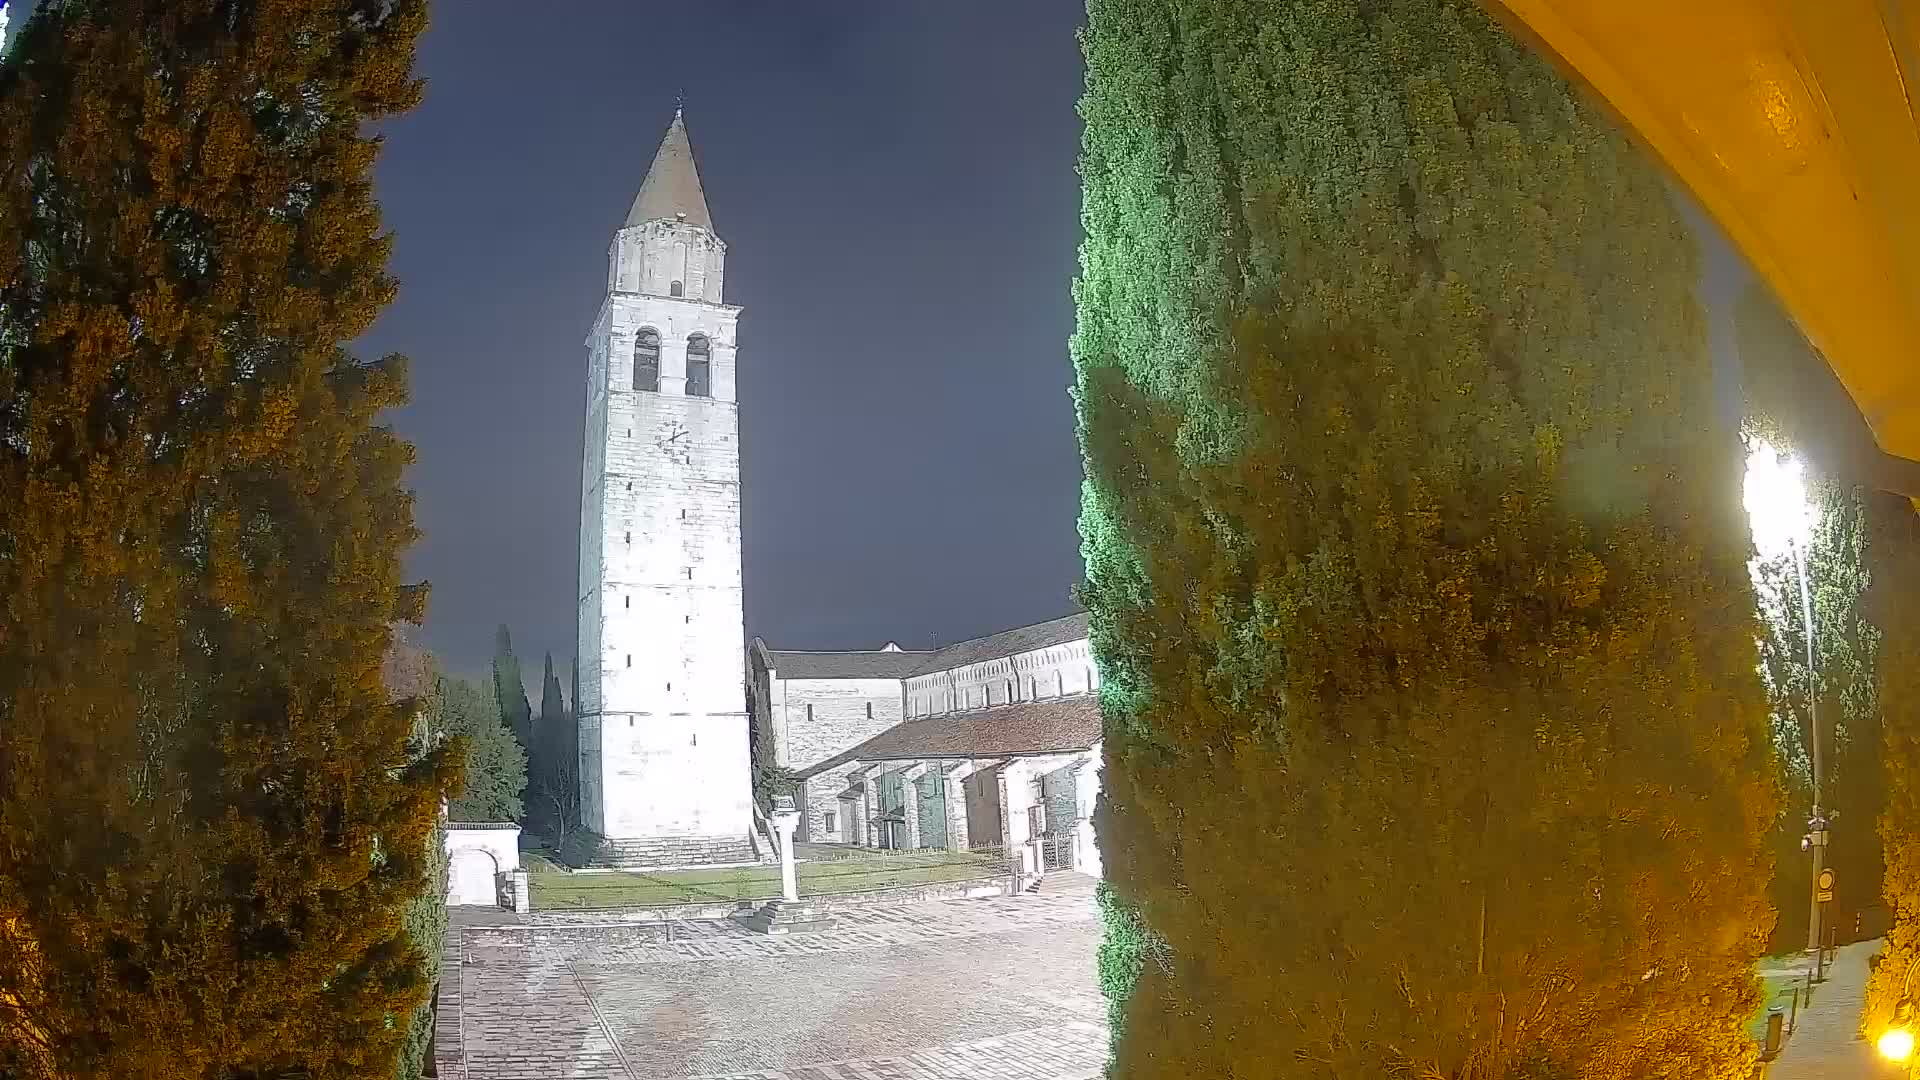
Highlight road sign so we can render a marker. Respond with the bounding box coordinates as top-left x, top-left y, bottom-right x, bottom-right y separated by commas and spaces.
1817, 867, 1836, 903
